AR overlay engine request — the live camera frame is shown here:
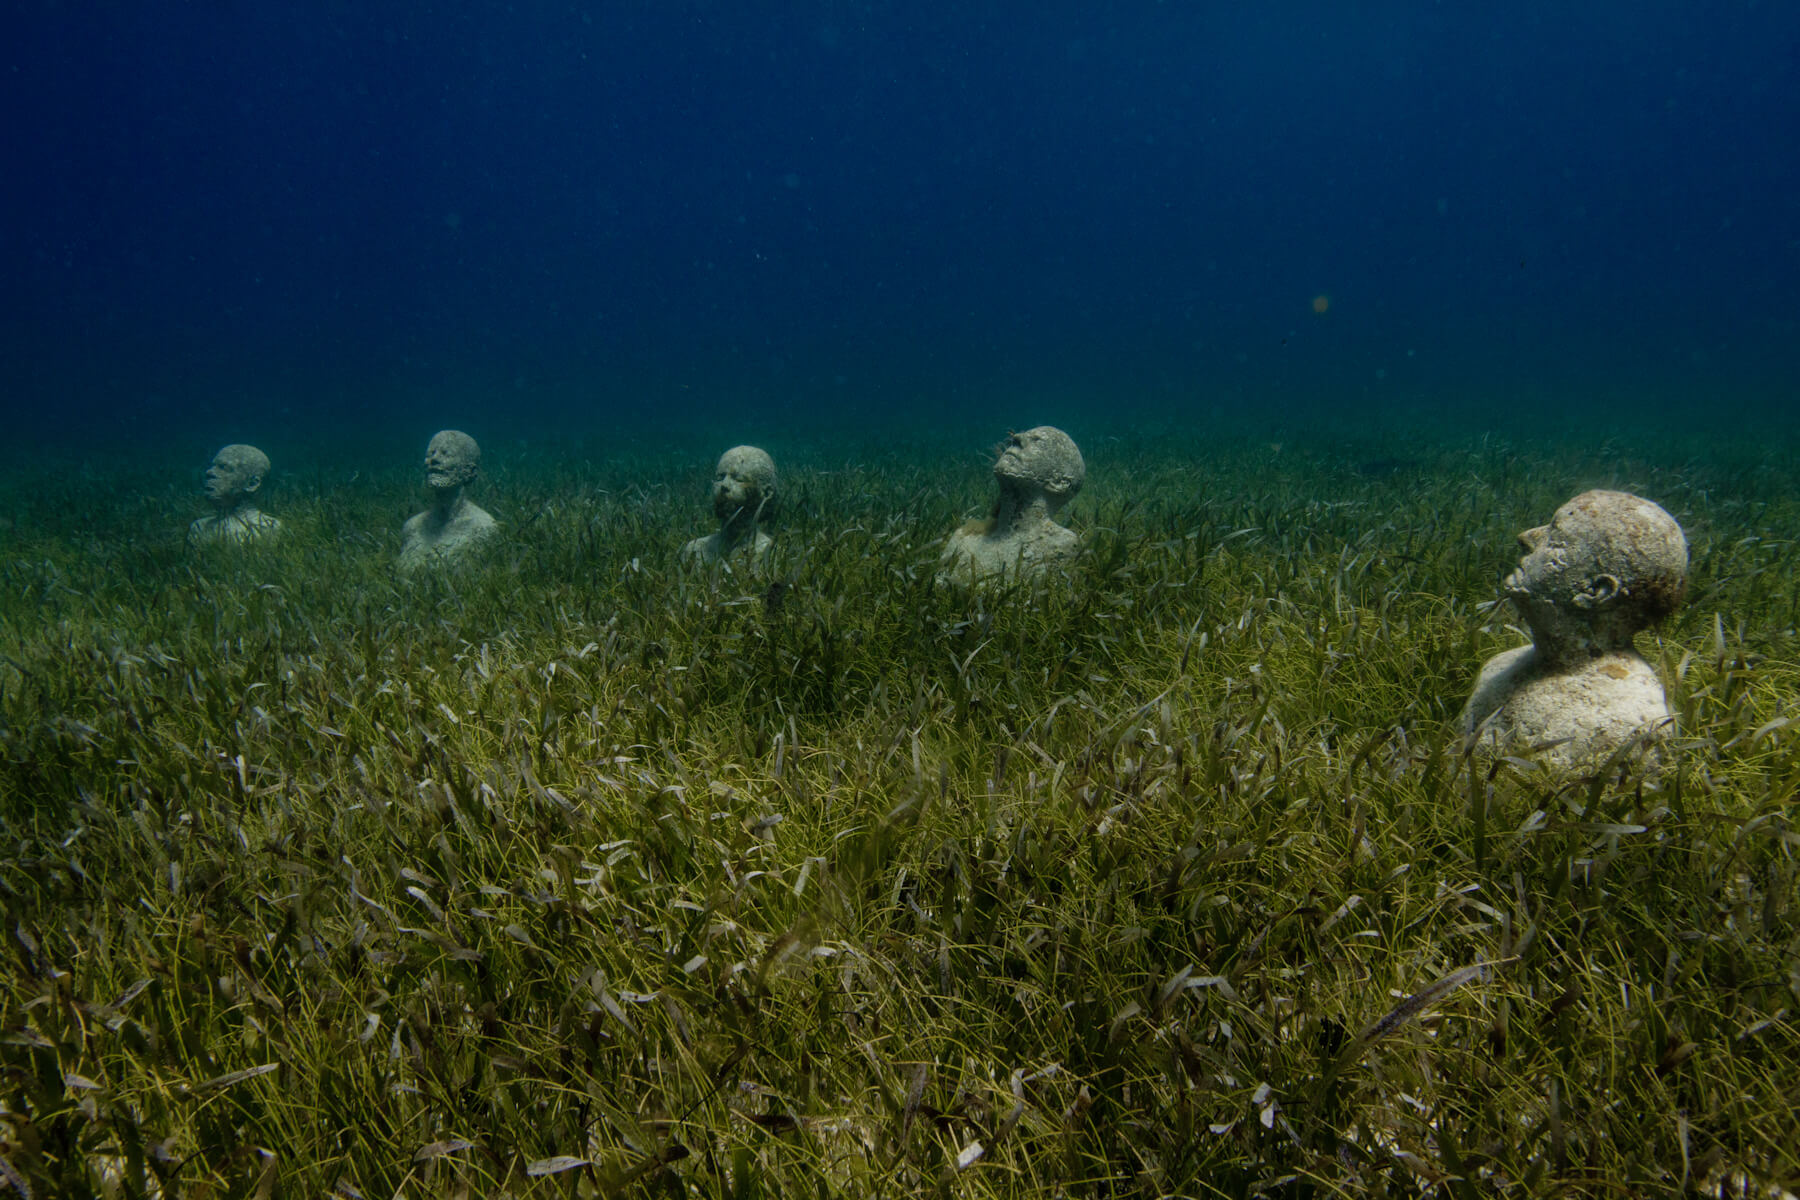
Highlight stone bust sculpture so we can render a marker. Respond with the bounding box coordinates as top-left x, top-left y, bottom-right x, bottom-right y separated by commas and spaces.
398, 430, 497, 572
940, 425, 1085, 583
188, 444, 282, 546
681, 445, 777, 564
1460, 489, 1688, 769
